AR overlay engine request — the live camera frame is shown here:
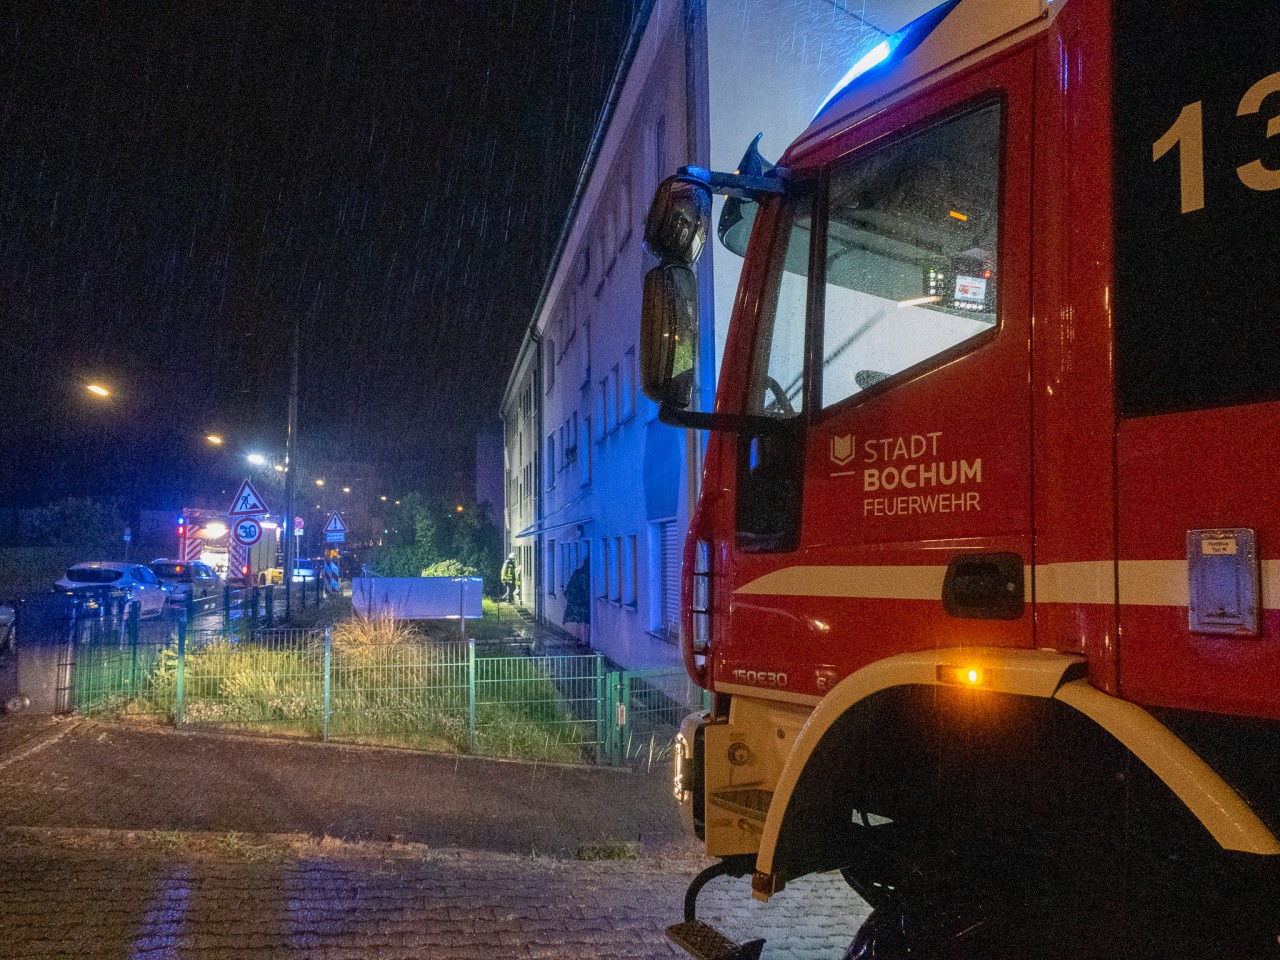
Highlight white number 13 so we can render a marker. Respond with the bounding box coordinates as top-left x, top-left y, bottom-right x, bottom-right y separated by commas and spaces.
1152, 70, 1280, 214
